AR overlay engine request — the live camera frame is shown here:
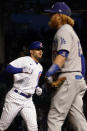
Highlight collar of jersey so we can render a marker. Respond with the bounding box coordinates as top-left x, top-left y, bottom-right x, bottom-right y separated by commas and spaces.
29, 56, 39, 64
